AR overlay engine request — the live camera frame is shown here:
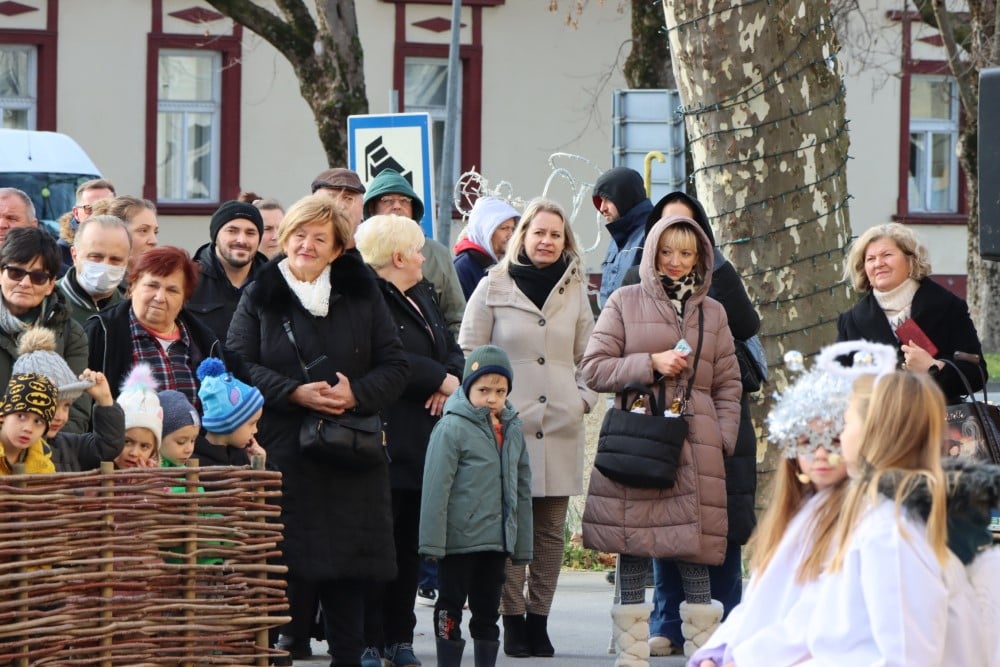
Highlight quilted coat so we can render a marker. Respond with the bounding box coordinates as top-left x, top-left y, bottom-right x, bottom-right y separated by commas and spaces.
580, 216, 742, 565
